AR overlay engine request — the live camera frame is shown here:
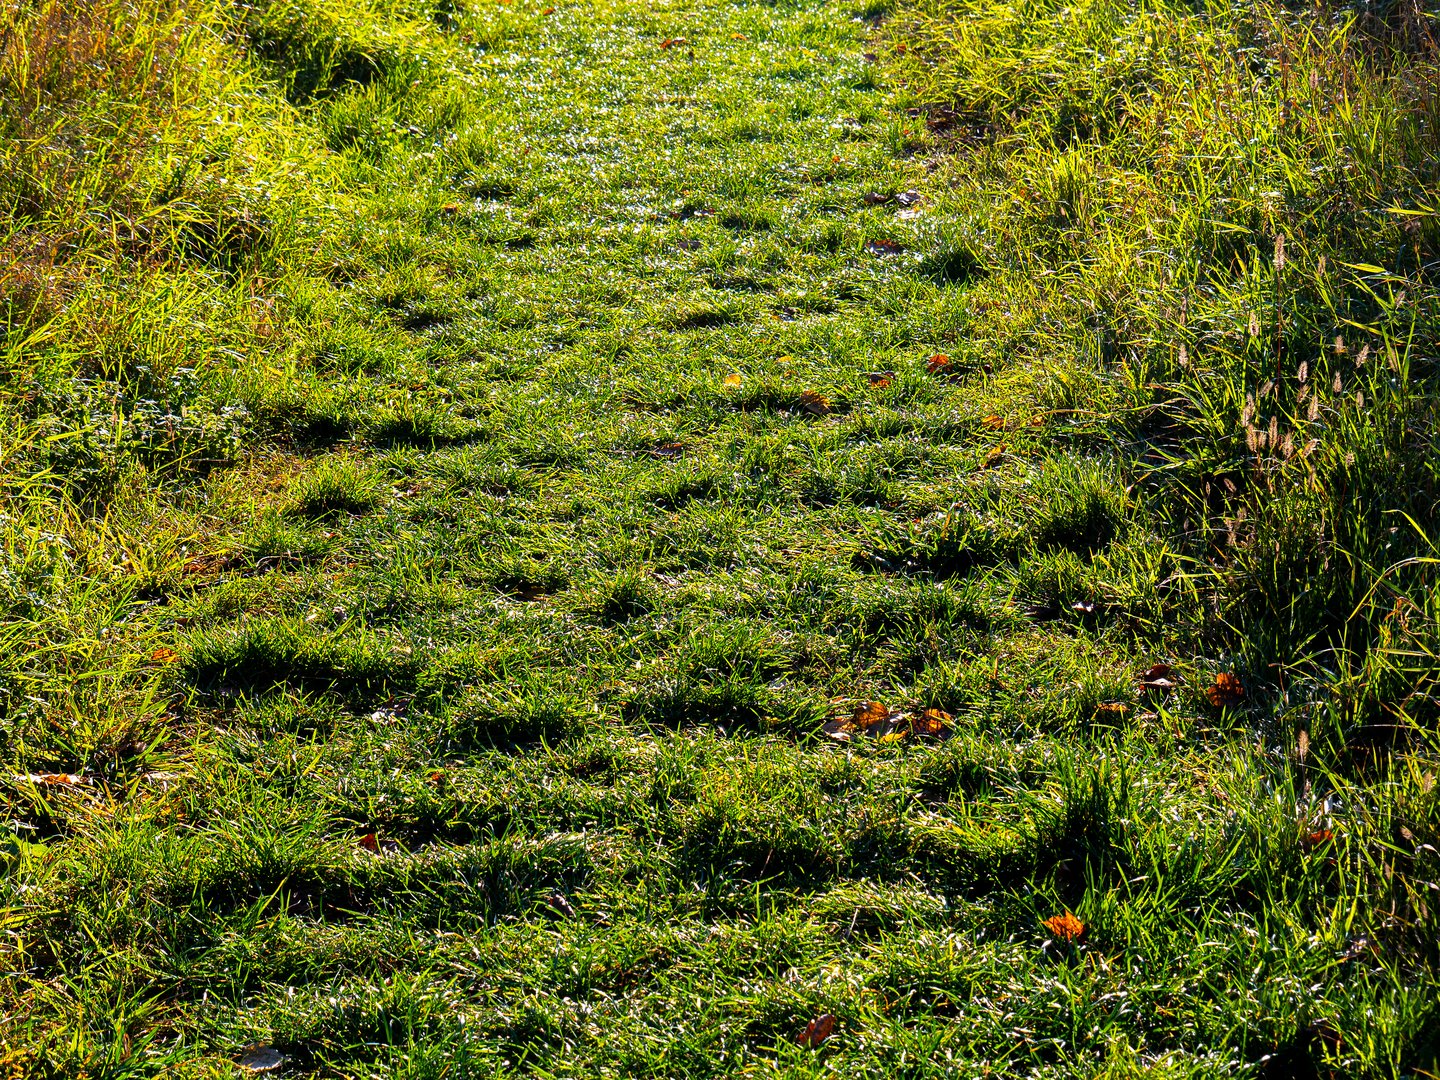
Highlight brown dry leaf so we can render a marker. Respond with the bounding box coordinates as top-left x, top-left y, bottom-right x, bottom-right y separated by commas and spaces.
894, 190, 922, 208
1043, 912, 1086, 942
1206, 671, 1245, 707
911, 707, 950, 736
1302, 828, 1334, 847
864, 239, 903, 256
659, 37, 688, 48
862, 192, 891, 206
981, 414, 1005, 430
925, 354, 951, 374
723, 372, 743, 388
1093, 702, 1129, 717
981, 445, 1004, 469
867, 371, 894, 388
358, 833, 380, 853
853, 701, 889, 733
440, 202, 461, 215
797, 1013, 837, 1048
1137, 662, 1175, 690
151, 646, 179, 664
19, 772, 86, 787
798, 390, 830, 416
